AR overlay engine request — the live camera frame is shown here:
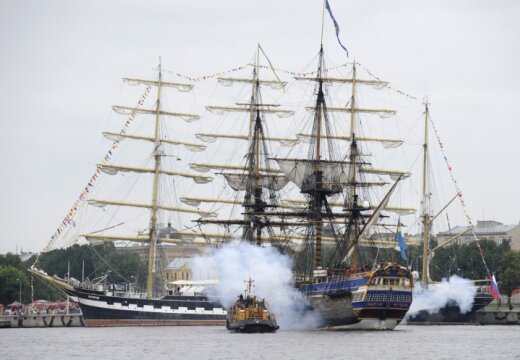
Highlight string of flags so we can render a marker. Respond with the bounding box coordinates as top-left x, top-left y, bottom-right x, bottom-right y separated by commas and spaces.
357, 62, 418, 101
168, 59, 421, 102
256, 63, 352, 78
169, 62, 360, 83
164, 65, 249, 83
40, 85, 152, 255
429, 116, 492, 278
